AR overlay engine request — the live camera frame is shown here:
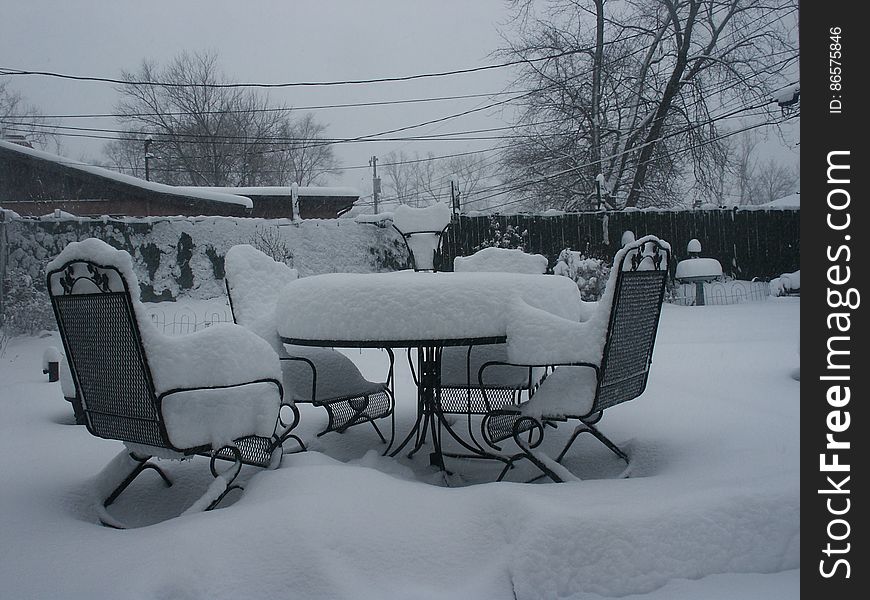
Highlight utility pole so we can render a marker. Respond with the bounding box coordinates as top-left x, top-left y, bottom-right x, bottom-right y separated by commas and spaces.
369, 155, 381, 214
144, 136, 153, 181
450, 180, 461, 215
